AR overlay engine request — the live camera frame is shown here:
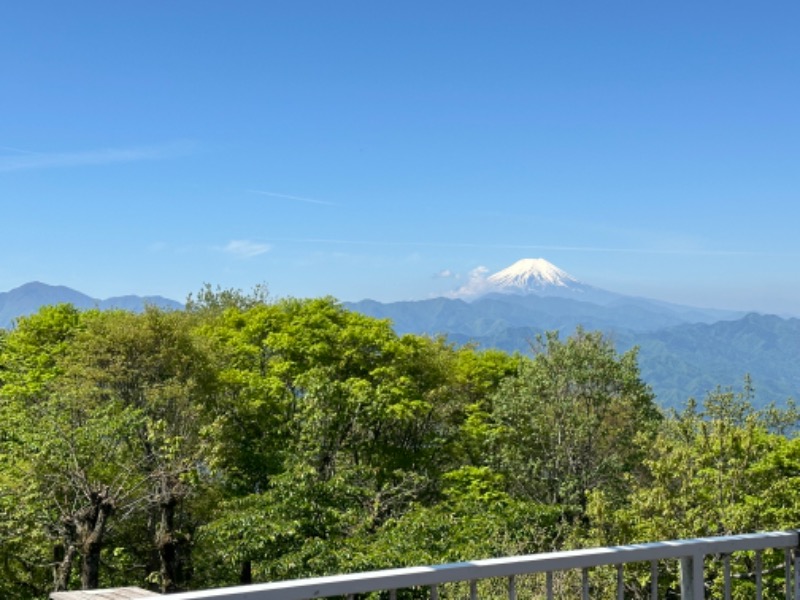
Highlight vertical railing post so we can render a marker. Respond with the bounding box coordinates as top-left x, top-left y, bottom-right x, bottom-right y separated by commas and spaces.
795, 547, 800, 600
651, 560, 659, 600
723, 554, 731, 600
680, 553, 704, 600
